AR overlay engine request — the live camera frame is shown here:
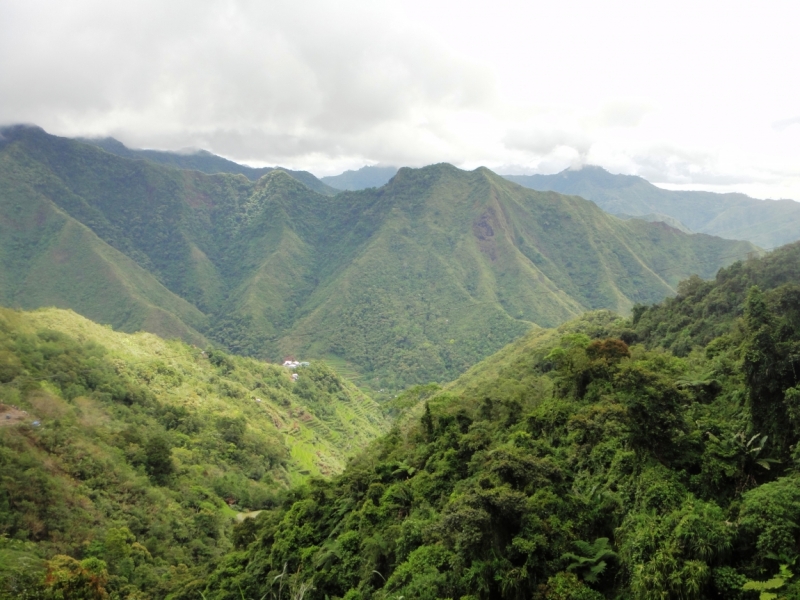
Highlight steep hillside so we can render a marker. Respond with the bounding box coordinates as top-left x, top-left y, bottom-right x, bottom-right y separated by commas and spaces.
201, 246, 800, 600
321, 165, 398, 190
506, 166, 800, 248
79, 135, 338, 196
279, 164, 757, 388
0, 307, 386, 598
0, 139, 208, 345
0, 126, 760, 389
632, 240, 800, 354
